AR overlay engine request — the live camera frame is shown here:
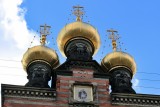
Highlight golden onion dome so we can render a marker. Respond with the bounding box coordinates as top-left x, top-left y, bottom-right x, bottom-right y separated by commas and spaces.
22, 45, 59, 71
101, 51, 136, 76
57, 21, 101, 57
